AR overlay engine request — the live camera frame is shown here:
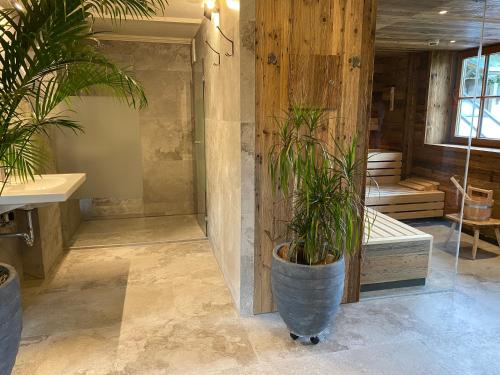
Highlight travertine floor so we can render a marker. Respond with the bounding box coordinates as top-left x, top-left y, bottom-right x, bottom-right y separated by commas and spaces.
68, 215, 206, 248
14, 221, 500, 374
